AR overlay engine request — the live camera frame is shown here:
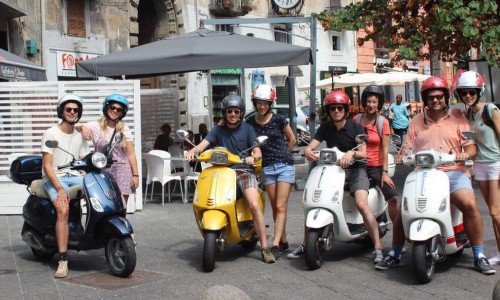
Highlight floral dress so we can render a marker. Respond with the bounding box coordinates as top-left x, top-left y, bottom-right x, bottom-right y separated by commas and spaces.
85, 121, 135, 195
